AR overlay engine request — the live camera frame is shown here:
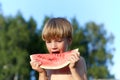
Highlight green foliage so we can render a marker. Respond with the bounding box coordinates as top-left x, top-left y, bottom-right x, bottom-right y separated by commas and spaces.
70, 18, 114, 79
0, 14, 30, 80
0, 13, 36, 79
85, 22, 114, 78
0, 12, 46, 79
